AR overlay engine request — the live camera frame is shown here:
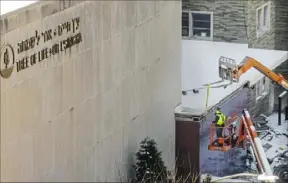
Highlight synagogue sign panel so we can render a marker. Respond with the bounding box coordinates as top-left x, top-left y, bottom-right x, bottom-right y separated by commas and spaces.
0, 17, 82, 78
